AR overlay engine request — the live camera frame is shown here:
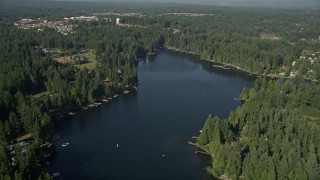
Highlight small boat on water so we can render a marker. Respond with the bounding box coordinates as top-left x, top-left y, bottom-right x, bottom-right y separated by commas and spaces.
52, 172, 60, 177
116, 144, 119, 148
62, 143, 69, 147
199, 130, 202, 133
123, 90, 130, 94
113, 94, 118, 98
102, 99, 108, 102
68, 112, 75, 116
